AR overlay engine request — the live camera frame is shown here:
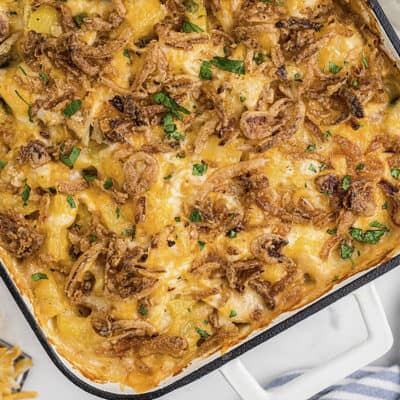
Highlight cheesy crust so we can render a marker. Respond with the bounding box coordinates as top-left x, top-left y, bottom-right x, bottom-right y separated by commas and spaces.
0, 0, 400, 392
